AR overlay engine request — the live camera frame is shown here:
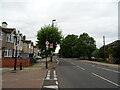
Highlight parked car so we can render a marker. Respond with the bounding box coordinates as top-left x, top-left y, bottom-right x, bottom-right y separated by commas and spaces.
91, 57, 95, 60
34, 56, 42, 59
